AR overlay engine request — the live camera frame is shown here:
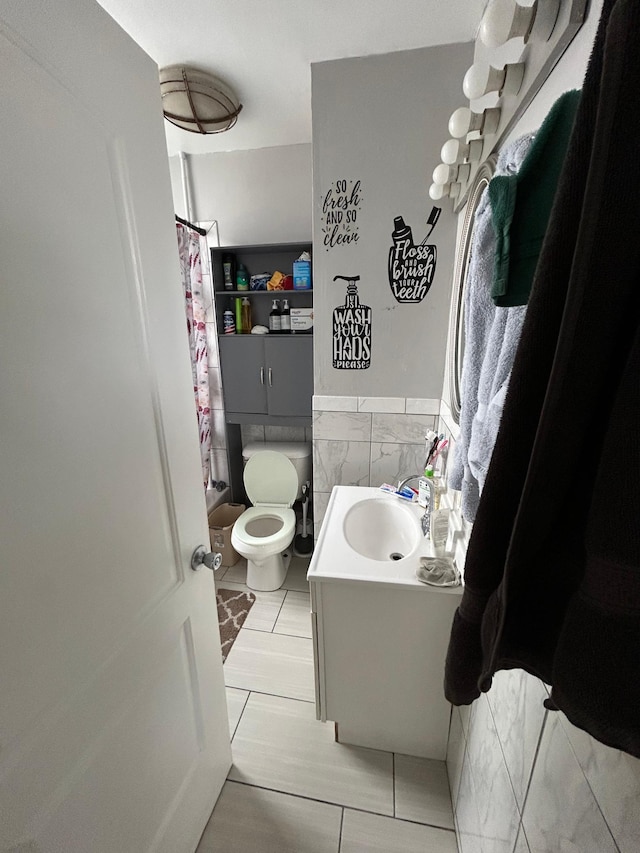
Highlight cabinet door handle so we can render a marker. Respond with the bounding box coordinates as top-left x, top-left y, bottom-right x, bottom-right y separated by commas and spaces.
268, 367, 273, 386
260, 367, 265, 385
